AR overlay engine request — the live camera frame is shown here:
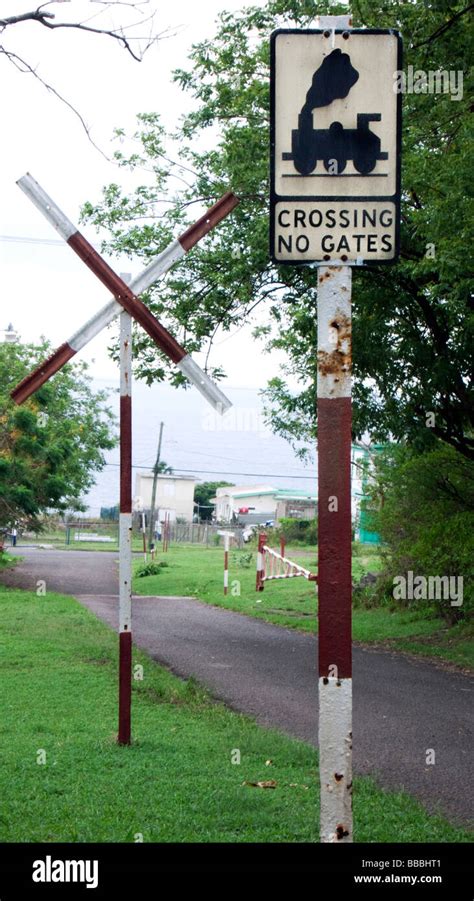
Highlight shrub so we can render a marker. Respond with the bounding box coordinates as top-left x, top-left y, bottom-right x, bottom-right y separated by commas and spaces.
366, 443, 473, 623
136, 561, 169, 578
277, 517, 317, 544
